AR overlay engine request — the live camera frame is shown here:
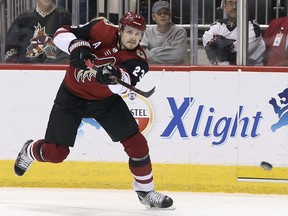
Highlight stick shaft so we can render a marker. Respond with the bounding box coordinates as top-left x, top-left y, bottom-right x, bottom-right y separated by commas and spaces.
85, 61, 156, 98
